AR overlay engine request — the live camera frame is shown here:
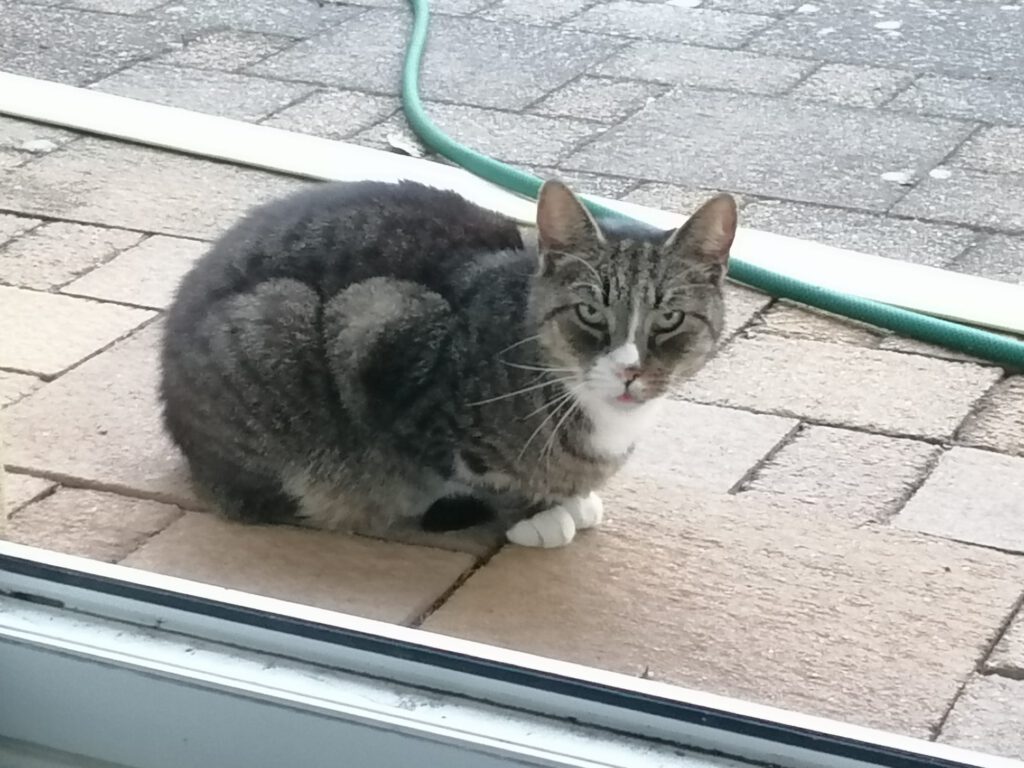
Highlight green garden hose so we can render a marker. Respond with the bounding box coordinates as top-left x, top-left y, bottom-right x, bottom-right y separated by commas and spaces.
400, 0, 1024, 369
